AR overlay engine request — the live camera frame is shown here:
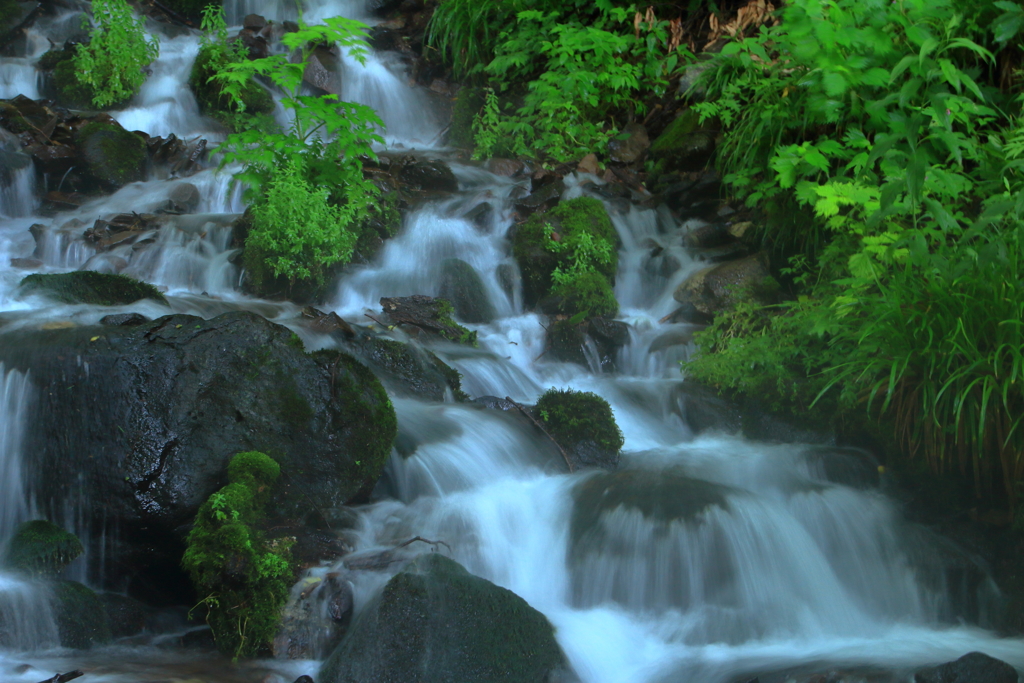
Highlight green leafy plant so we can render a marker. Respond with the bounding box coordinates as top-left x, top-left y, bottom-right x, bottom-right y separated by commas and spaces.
73, 0, 159, 108
213, 16, 385, 294
189, 5, 275, 132
182, 451, 293, 659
